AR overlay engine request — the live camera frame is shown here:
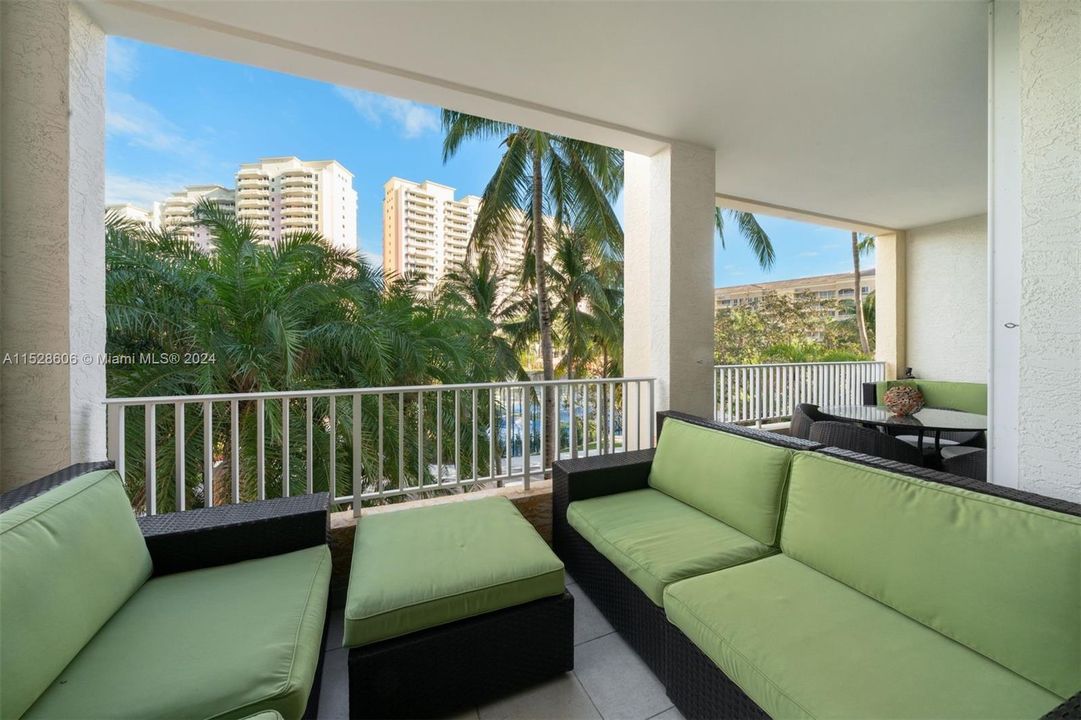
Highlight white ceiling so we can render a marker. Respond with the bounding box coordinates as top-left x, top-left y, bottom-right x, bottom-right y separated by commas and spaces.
87, 0, 989, 230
